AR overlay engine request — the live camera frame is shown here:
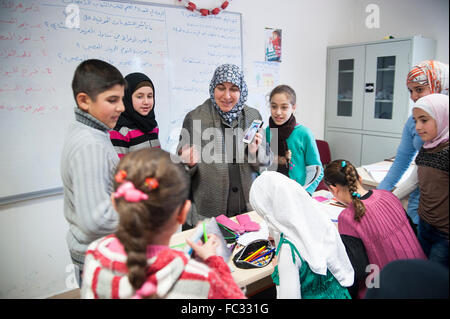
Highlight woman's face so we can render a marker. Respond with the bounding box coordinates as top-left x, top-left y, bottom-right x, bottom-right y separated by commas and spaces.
407, 82, 432, 102
270, 93, 296, 125
132, 86, 154, 116
214, 82, 240, 112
